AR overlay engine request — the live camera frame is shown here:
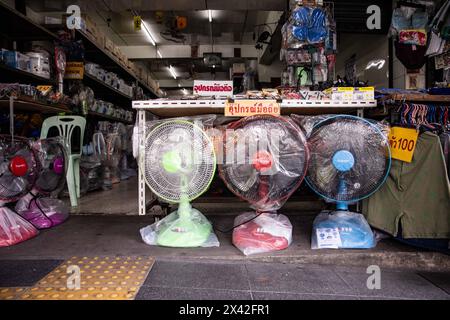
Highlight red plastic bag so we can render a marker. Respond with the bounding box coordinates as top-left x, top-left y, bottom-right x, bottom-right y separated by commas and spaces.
0, 207, 38, 247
